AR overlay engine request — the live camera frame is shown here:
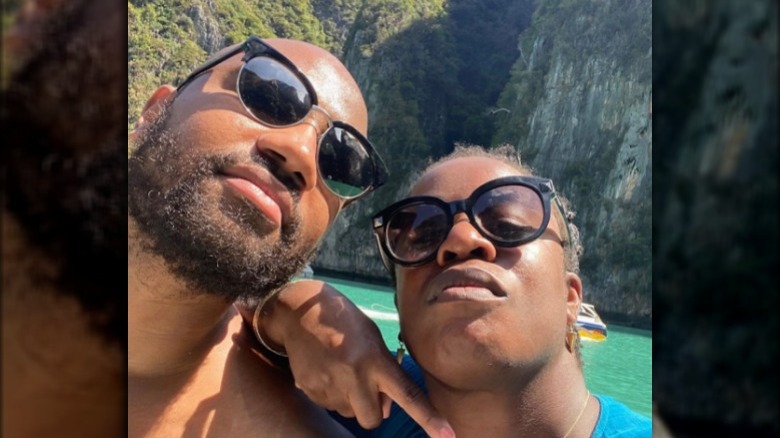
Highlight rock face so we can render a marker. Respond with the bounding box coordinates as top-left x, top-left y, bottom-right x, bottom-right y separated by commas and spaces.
187, 1, 223, 54
492, 0, 652, 326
